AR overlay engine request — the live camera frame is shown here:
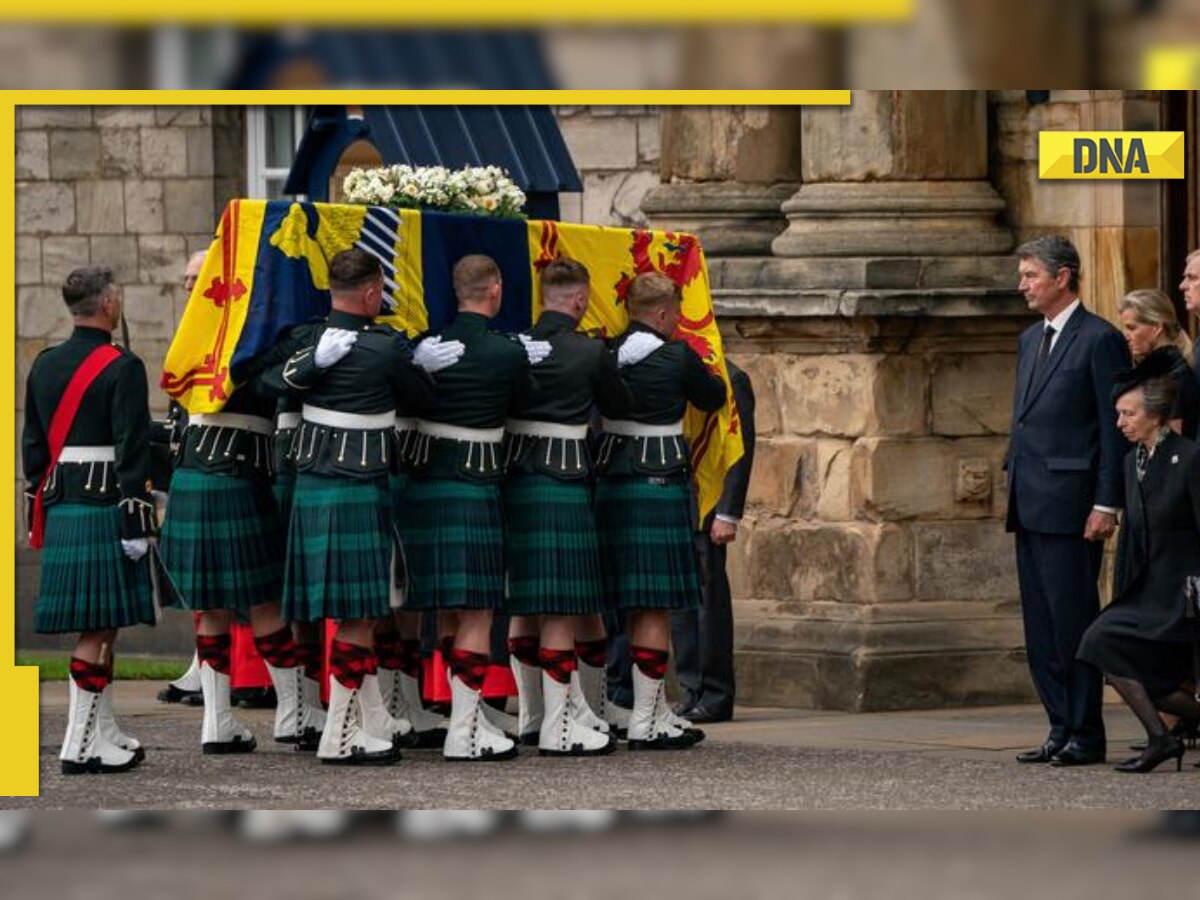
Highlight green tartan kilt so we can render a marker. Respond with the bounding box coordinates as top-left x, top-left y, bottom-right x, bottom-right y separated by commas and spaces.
283, 473, 395, 622
505, 474, 605, 616
273, 468, 296, 531
159, 468, 283, 617
400, 477, 504, 611
594, 476, 702, 612
35, 503, 156, 634
389, 470, 410, 511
